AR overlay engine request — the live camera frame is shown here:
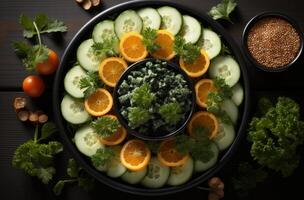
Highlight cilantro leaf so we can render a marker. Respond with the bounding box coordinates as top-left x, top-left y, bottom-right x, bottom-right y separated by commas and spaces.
208, 0, 237, 23
20, 14, 67, 38
142, 28, 160, 53
159, 102, 182, 125
91, 147, 115, 168
13, 41, 49, 71
91, 37, 118, 57
53, 180, 66, 196
67, 158, 79, 178
40, 122, 58, 141
79, 71, 104, 98
174, 36, 200, 64
91, 116, 120, 137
